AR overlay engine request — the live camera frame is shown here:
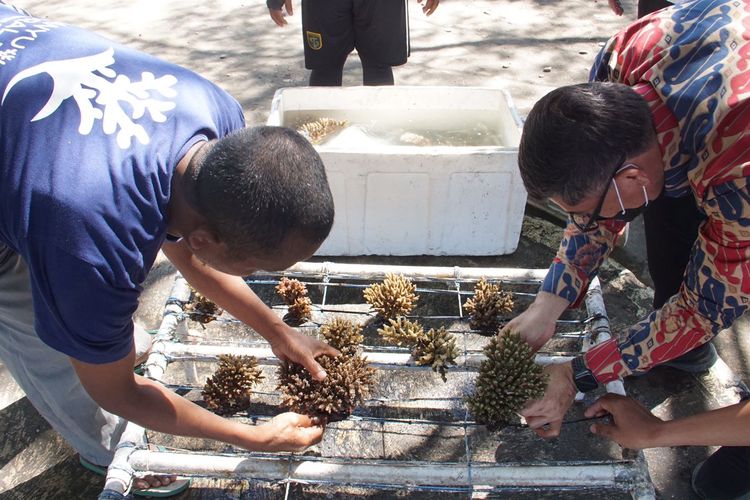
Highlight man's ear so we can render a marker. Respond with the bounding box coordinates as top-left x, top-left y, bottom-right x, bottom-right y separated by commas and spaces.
184, 226, 221, 252
618, 167, 651, 188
